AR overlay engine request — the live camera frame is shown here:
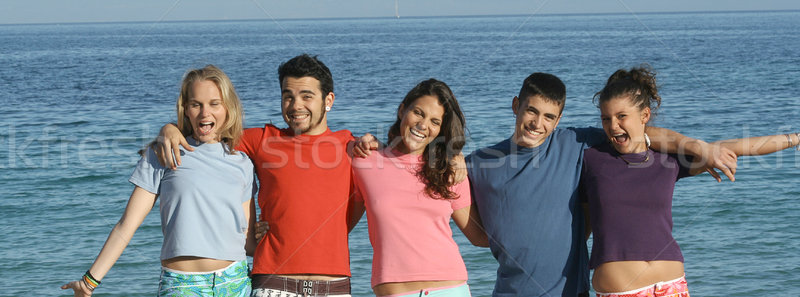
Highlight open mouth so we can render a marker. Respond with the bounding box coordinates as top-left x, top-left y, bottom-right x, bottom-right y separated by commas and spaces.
288, 111, 310, 122
409, 128, 426, 140
611, 132, 629, 145
197, 121, 215, 135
